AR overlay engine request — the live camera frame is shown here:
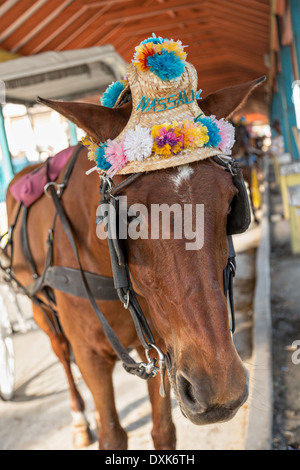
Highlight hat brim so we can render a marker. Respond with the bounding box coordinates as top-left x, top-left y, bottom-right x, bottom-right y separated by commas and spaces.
116, 146, 221, 174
